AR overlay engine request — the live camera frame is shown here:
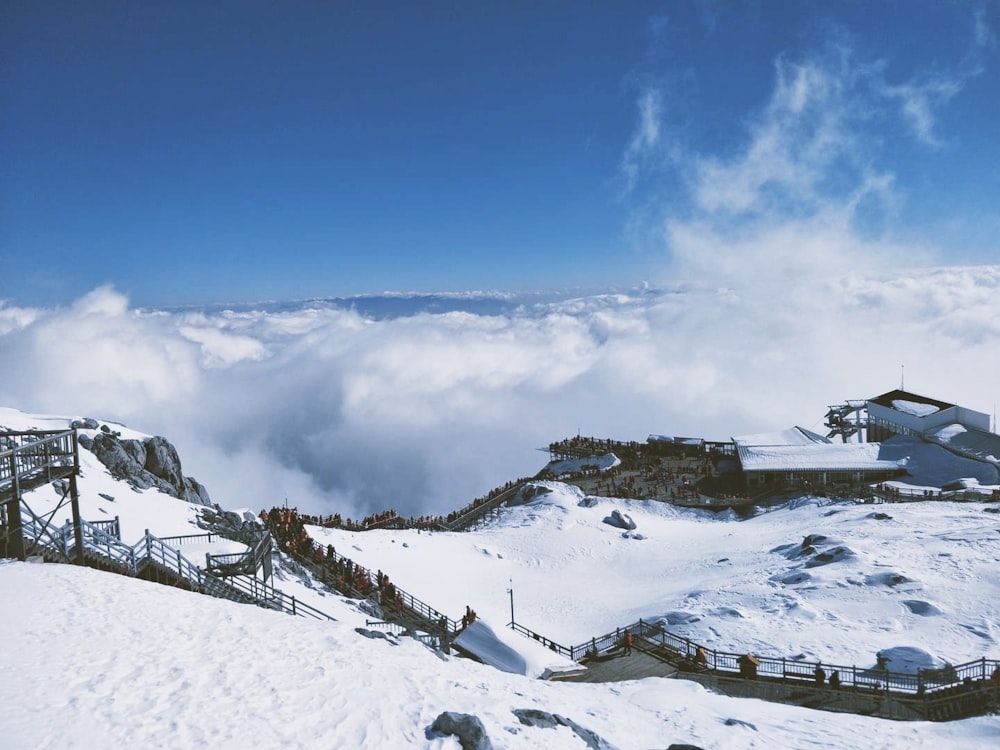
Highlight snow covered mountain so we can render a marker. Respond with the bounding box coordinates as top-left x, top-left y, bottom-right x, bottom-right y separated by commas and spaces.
2, 407, 999, 749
